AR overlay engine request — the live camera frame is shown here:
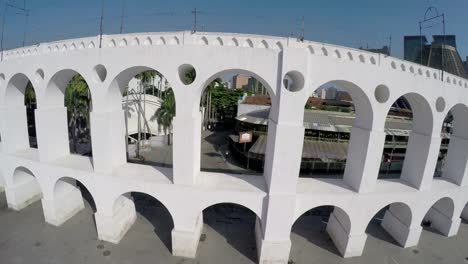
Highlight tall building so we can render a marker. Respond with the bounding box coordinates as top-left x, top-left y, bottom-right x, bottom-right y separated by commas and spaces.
464, 57, 468, 76
361, 45, 390, 56
232, 74, 250, 89
404, 35, 467, 78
